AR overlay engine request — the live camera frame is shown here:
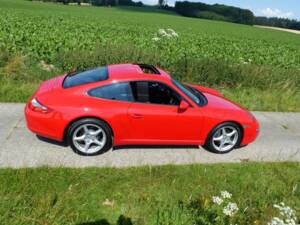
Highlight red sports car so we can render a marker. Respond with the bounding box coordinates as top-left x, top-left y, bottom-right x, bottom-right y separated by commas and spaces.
25, 64, 259, 156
